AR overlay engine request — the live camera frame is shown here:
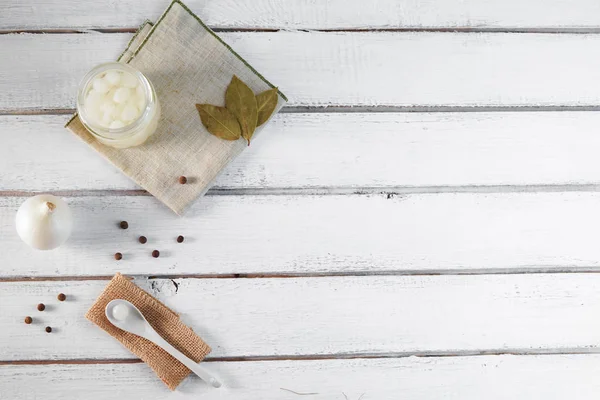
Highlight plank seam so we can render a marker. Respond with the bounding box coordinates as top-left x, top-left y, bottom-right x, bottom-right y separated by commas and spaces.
5, 105, 600, 116
3, 184, 600, 198
3, 348, 600, 365
3, 268, 600, 282
5, 27, 600, 35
